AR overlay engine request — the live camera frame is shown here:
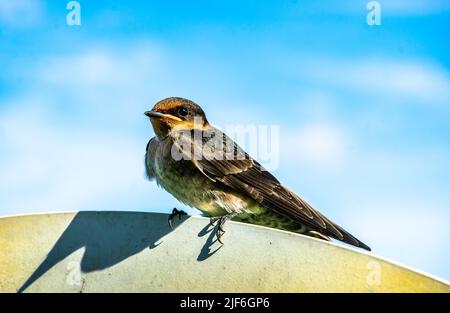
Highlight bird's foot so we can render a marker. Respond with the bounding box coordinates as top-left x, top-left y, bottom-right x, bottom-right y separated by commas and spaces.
212, 213, 238, 244
168, 208, 187, 229
209, 216, 221, 227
